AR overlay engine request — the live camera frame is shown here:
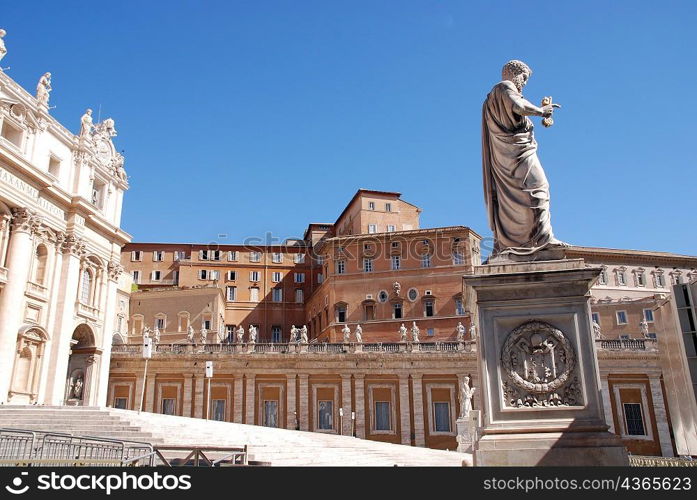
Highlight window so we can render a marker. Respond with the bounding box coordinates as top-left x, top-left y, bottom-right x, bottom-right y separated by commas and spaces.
156, 317, 165, 330
374, 401, 391, 431
294, 273, 305, 283
250, 271, 260, 282
453, 252, 465, 265
272, 272, 282, 282
617, 270, 627, 286
48, 155, 61, 177
178, 312, 190, 332
225, 324, 235, 341
161, 398, 176, 415
264, 401, 278, 428
173, 271, 179, 283
378, 290, 388, 303
1, 120, 23, 148
421, 254, 432, 268
387, 225, 396, 233
316, 256, 324, 266
226, 286, 237, 302
393, 303, 402, 319
616, 310, 628, 325
598, 269, 608, 285
271, 326, 282, 343
336, 260, 346, 275
368, 201, 375, 210
80, 270, 92, 304
226, 271, 237, 281
211, 250, 221, 261
272, 288, 283, 302
591, 312, 600, 324
643, 309, 654, 322
150, 270, 161, 281
272, 253, 282, 263
294, 253, 305, 264
408, 288, 418, 301
363, 258, 373, 273
33, 245, 48, 284
295, 289, 304, 303
623, 403, 646, 436
250, 251, 261, 262
227, 251, 238, 261
132, 270, 140, 283
212, 400, 226, 421
424, 300, 435, 317
318, 401, 333, 430
202, 319, 211, 330
250, 287, 259, 302
391, 242, 400, 249
636, 271, 645, 287
114, 397, 128, 410
337, 305, 347, 323
655, 272, 665, 288
199, 270, 219, 280
317, 274, 324, 284
199, 250, 210, 261
455, 299, 465, 315
131, 251, 142, 262
199, 270, 207, 280
391, 255, 401, 270
433, 402, 451, 432
385, 203, 392, 212
364, 304, 375, 321
174, 250, 187, 261
672, 273, 682, 285
153, 251, 164, 262
368, 224, 377, 234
